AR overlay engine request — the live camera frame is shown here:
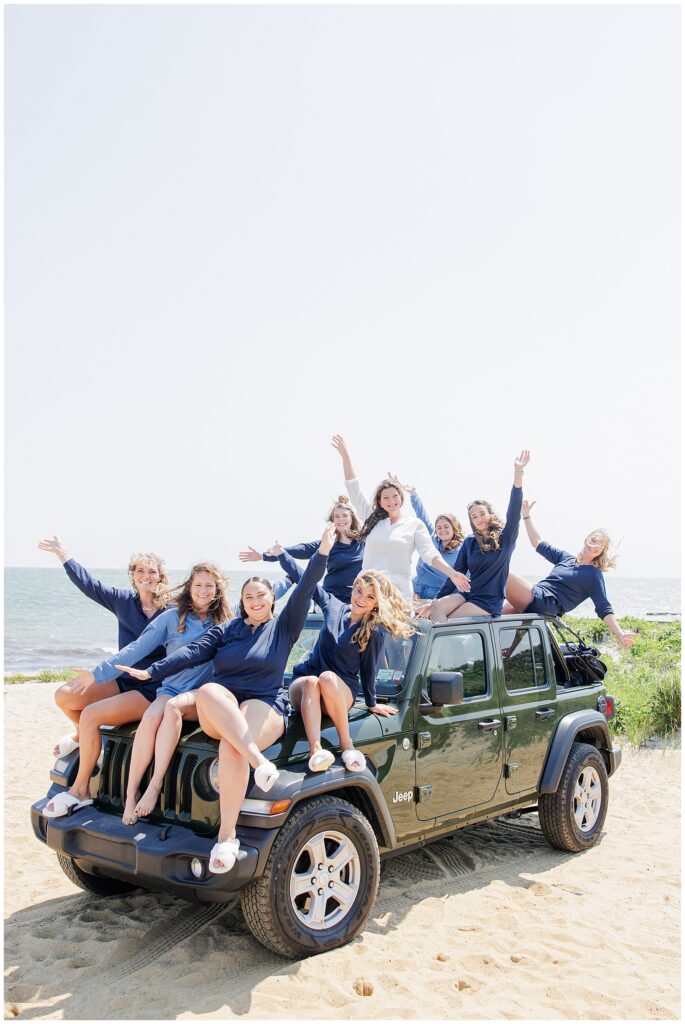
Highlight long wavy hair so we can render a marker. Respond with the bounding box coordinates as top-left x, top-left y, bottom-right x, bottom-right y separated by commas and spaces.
360, 481, 404, 540
128, 552, 169, 610
238, 577, 275, 619
171, 563, 233, 632
328, 495, 362, 541
581, 529, 617, 572
435, 513, 464, 553
467, 500, 505, 553
350, 570, 415, 653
